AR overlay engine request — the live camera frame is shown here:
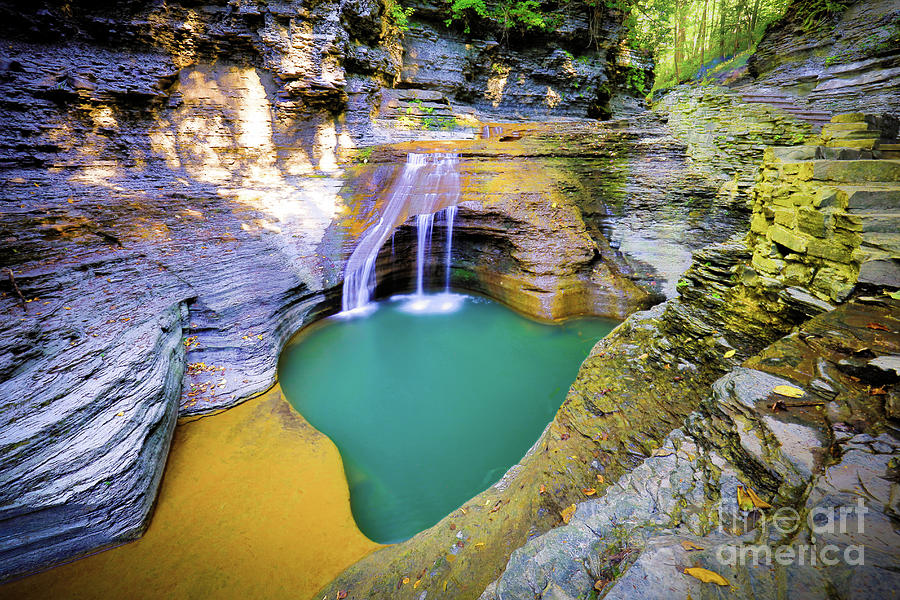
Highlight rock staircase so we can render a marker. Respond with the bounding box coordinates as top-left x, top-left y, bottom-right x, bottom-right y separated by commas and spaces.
749, 112, 900, 299
740, 91, 832, 130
